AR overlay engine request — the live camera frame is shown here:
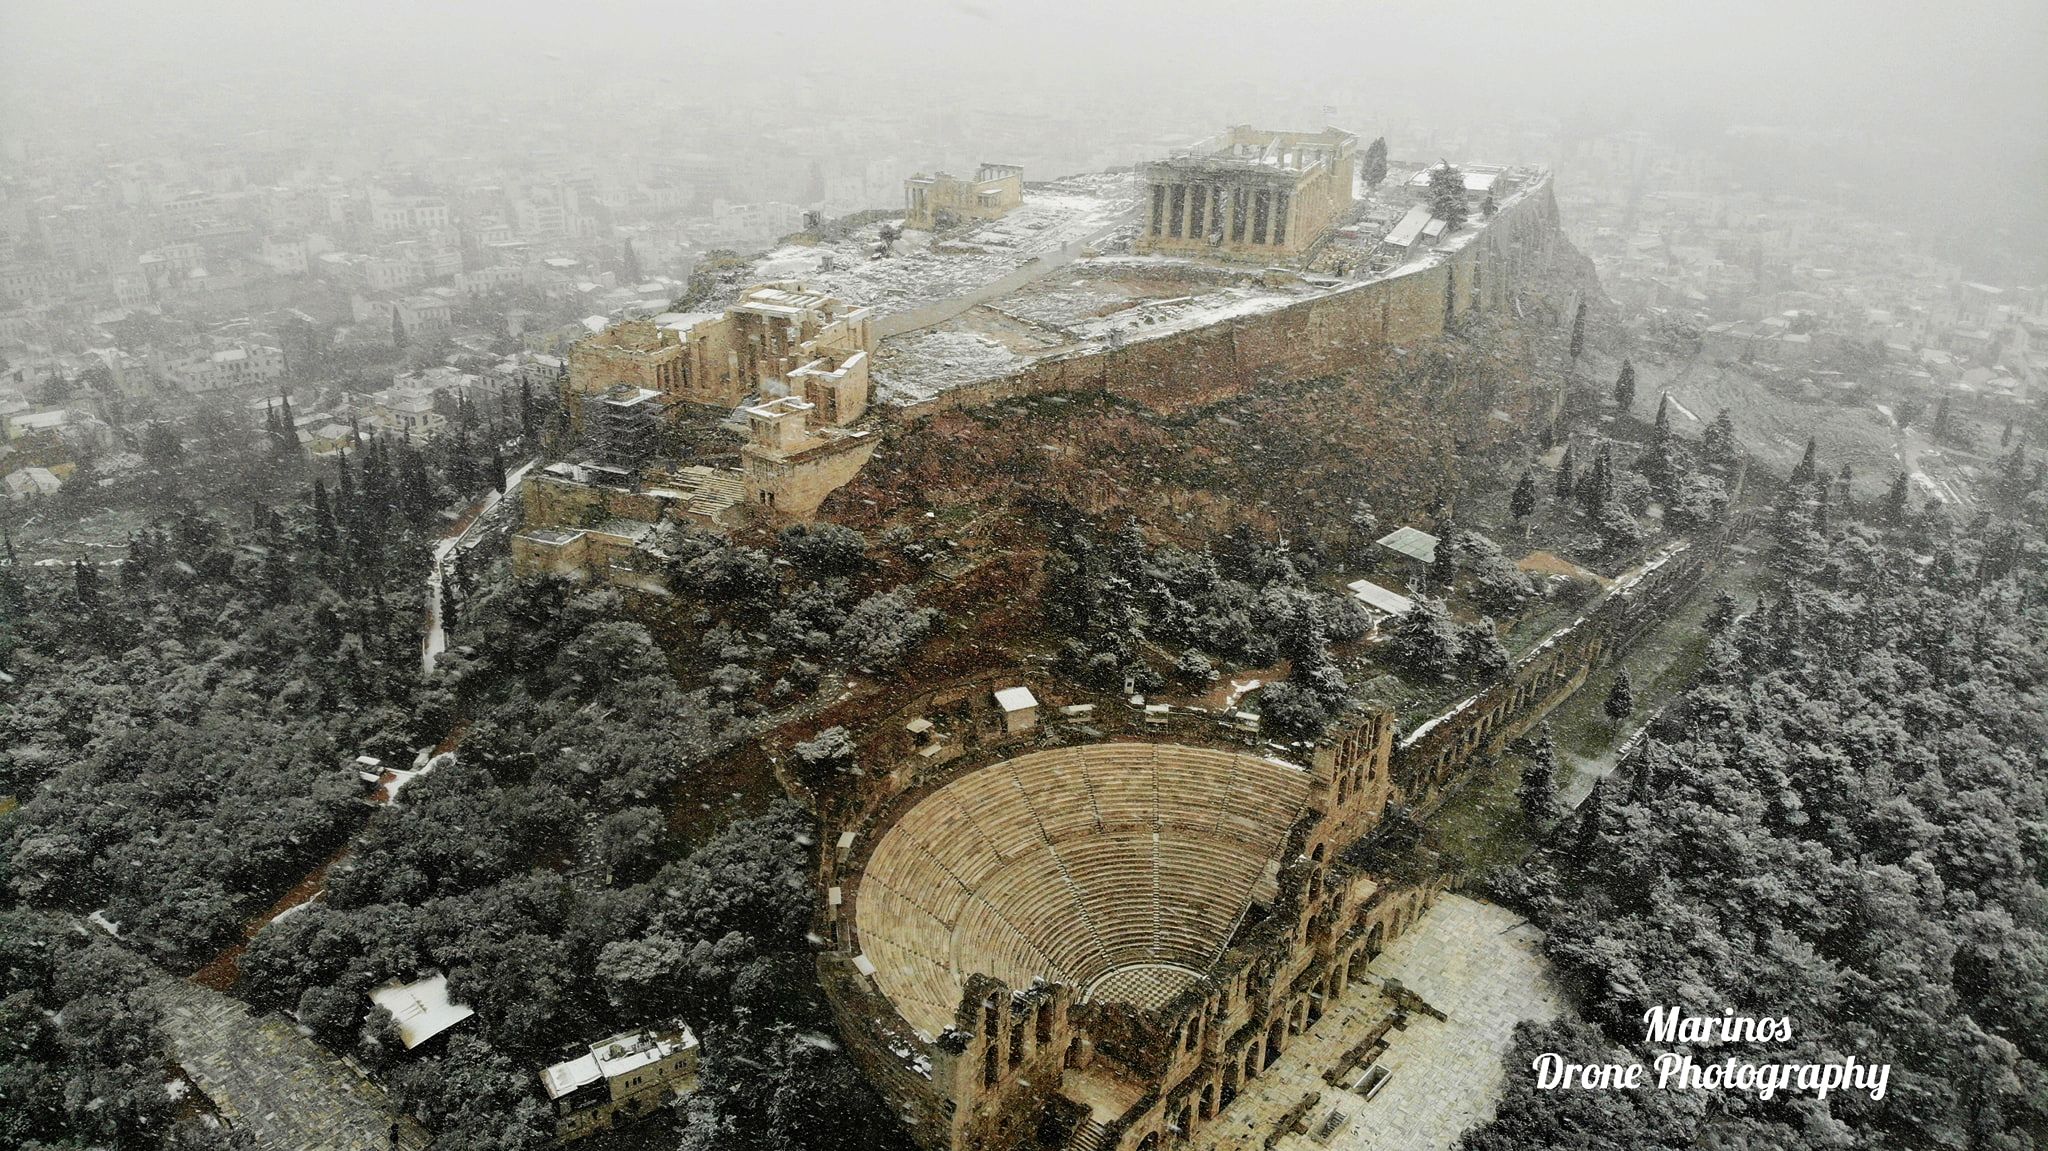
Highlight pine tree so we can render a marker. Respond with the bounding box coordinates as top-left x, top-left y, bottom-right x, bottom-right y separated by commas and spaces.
1511, 471, 1538, 523
1426, 163, 1468, 231
1518, 724, 1559, 826
1555, 443, 1577, 498
312, 479, 340, 555
1706, 590, 1739, 634
1630, 740, 1658, 802
1612, 360, 1636, 412
1428, 527, 1457, 592
1702, 409, 1735, 469
1603, 670, 1634, 724
73, 558, 99, 607
1361, 137, 1389, 189
1574, 777, 1605, 859
1578, 447, 1611, 517
336, 448, 356, 511
1790, 437, 1818, 485
274, 393, 297, 458
262, 545, 293, 605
